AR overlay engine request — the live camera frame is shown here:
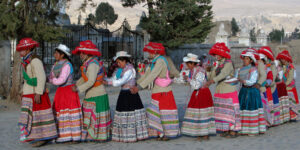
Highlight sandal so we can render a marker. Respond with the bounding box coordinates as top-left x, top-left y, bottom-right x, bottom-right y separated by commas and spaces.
225, 131, 238, 138
202, 136, 210, 141
31, 141, 48, 147
220, 132, 228, 137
